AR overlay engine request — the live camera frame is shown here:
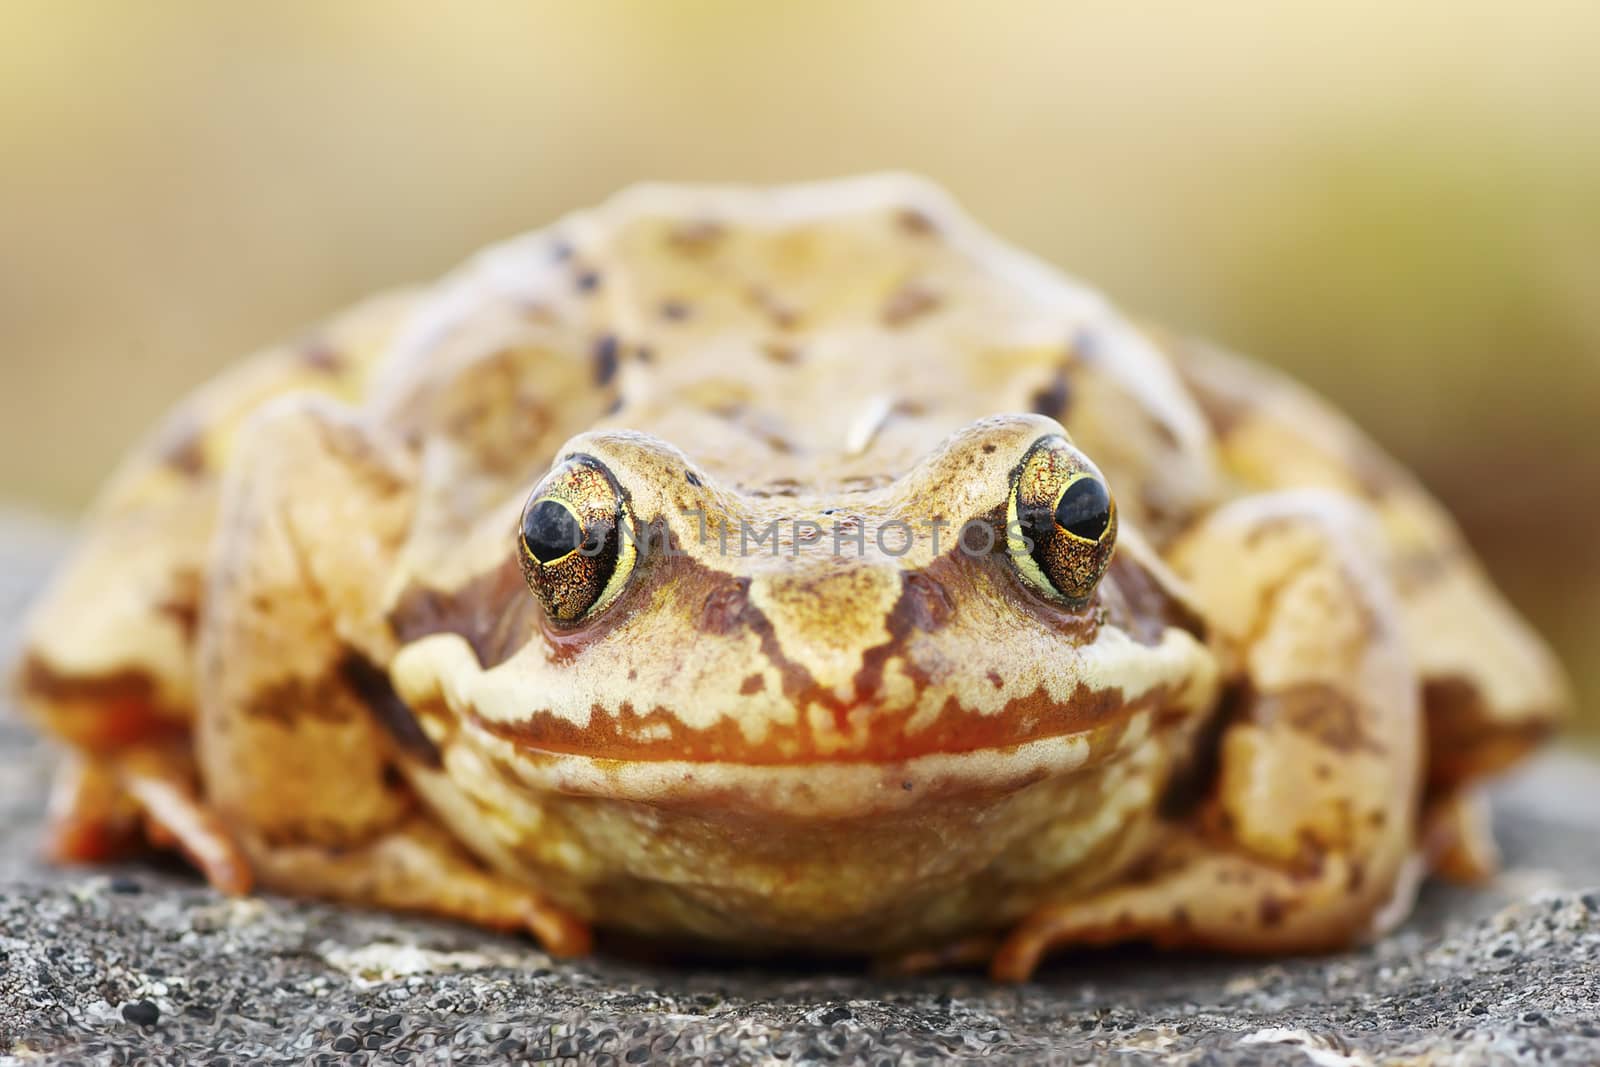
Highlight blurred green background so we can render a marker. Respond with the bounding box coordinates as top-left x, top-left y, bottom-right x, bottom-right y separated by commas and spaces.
1, 2, 1595, 735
